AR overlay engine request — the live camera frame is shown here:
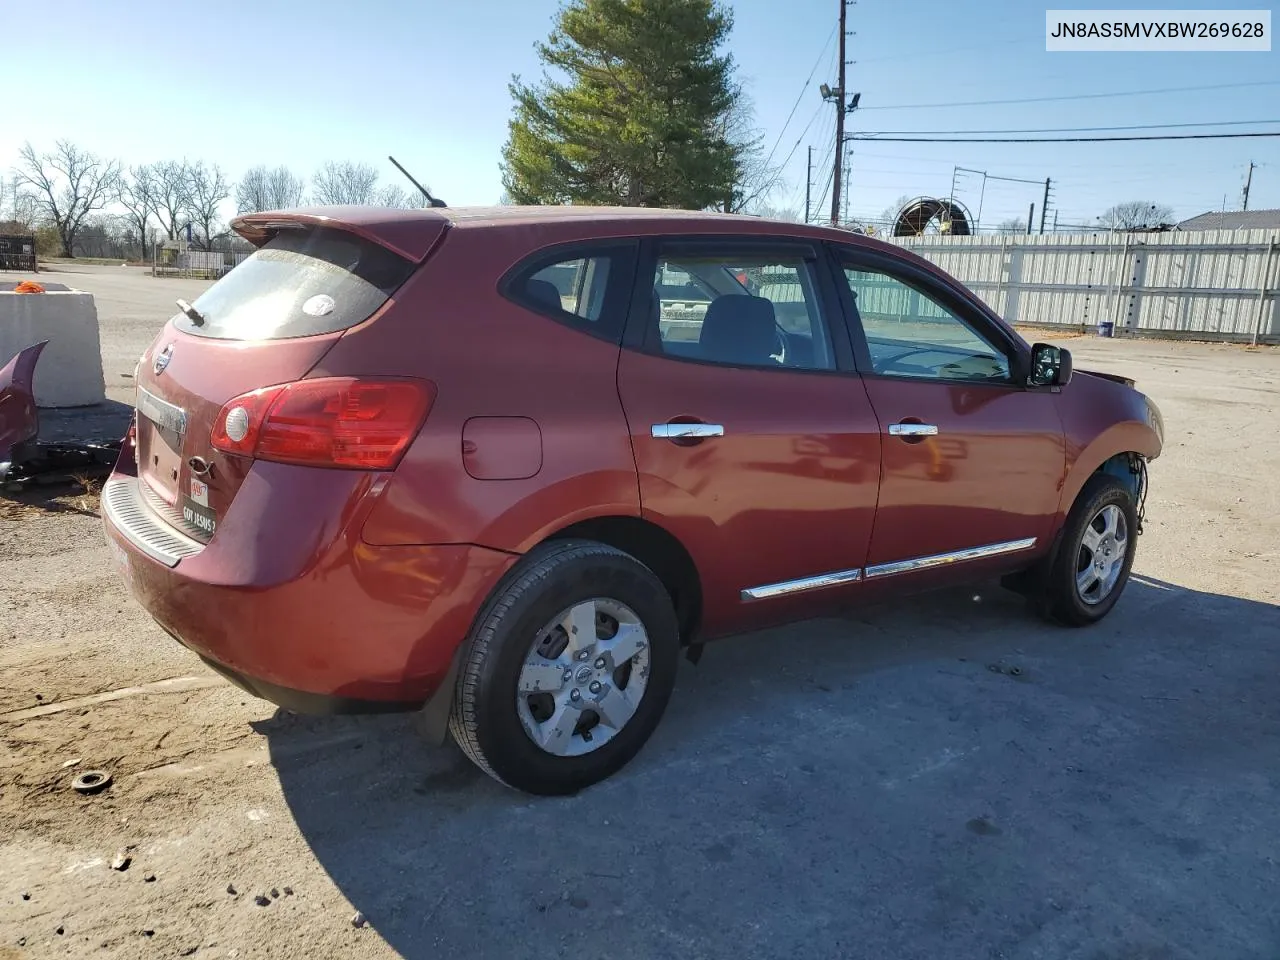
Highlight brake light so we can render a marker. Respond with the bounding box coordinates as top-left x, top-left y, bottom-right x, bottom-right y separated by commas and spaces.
210, 378, 434, 469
